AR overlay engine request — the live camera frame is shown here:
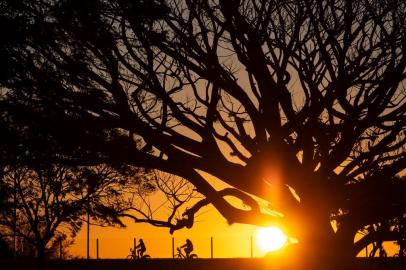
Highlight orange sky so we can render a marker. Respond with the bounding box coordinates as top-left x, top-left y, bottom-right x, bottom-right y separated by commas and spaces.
68, 203, 399, 258
68, 170, 400, 259
69, 206, 266, 259
68, 202, 399, 258
68, 169, 289, 258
